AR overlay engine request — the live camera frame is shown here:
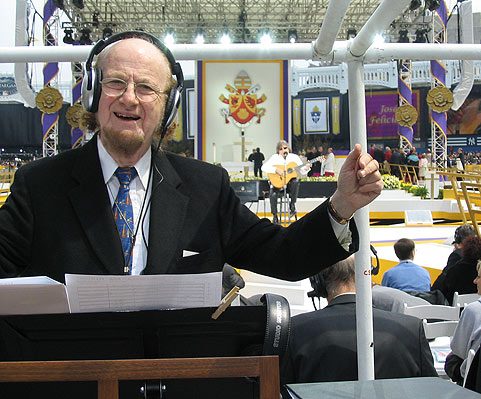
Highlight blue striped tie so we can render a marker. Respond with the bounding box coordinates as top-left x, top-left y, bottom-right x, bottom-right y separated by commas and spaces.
113, 167, 137, 274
